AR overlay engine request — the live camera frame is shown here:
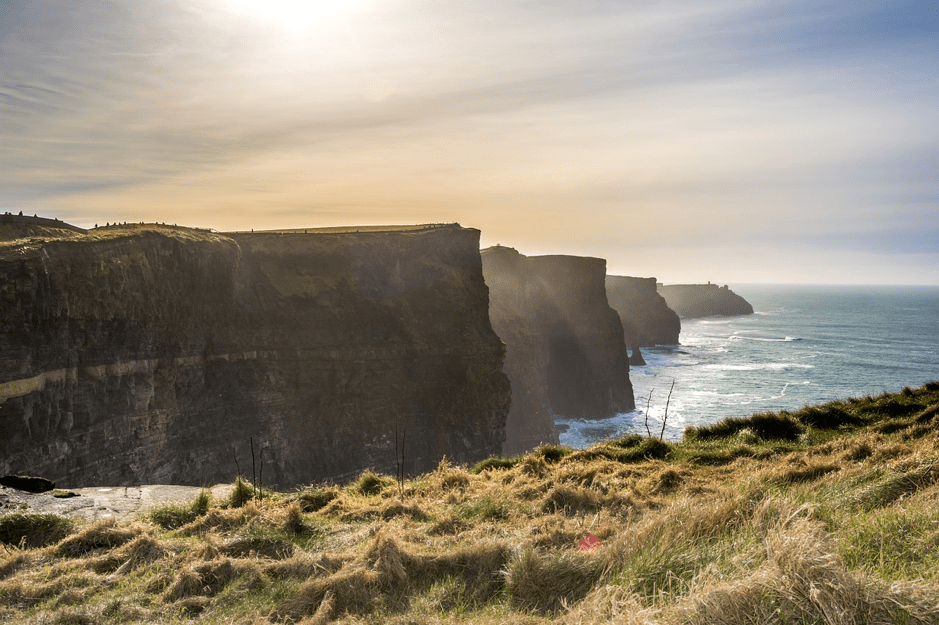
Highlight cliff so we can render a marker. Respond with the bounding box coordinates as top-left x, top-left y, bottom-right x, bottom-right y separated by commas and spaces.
481, 247, 634, 456
0, 223, 510, 487
605, 276, 681, 349
657, 283, 754, 318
